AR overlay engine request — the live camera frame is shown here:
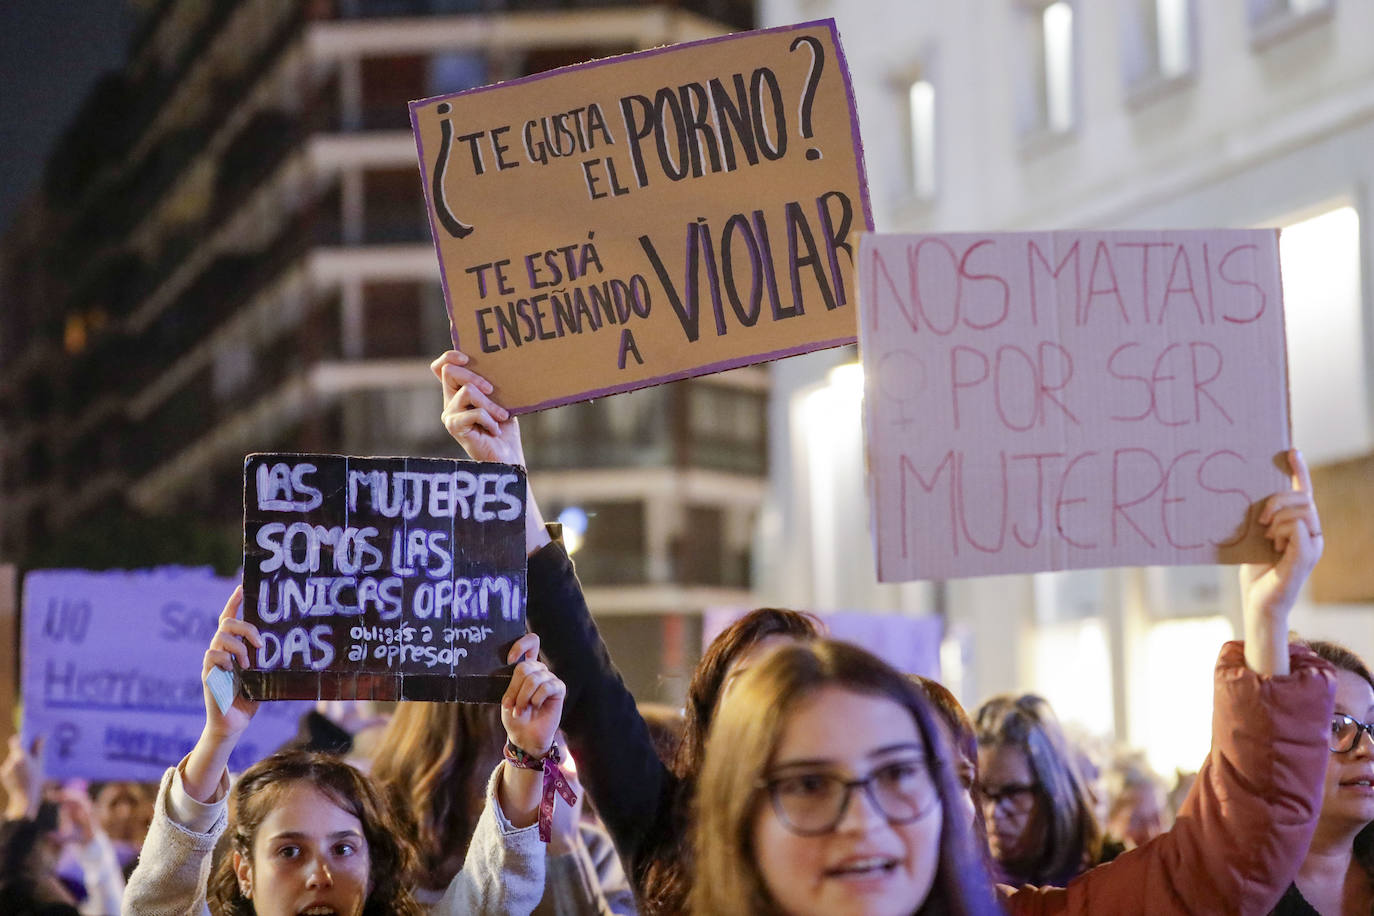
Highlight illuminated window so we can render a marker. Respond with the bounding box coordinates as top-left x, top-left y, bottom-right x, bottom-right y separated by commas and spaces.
1130, 616, 1234, 777
1247, 0, 1335, 45
1122, 0, 1194, 94
1029, 618, 1113, 737
1279, 206, 1369, 462
907, 79, 937, 200
1016, 1, 1077, 136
